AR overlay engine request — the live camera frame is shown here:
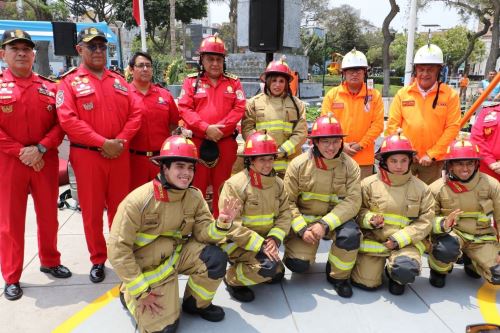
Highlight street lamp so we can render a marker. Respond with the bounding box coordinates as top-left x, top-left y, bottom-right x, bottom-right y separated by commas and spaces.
115, 20, 124, 70
422, 24, 440, 43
